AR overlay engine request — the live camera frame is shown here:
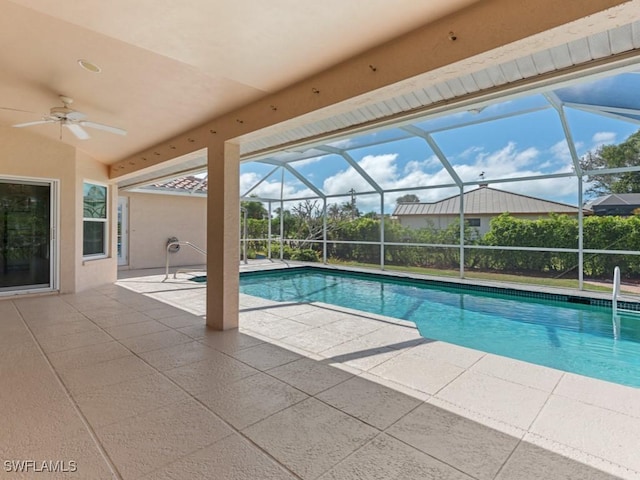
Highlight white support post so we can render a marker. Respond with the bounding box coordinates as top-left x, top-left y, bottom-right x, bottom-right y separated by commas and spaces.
380, 192, 385, 271
578, 177, 584, 290
267, 201, 272, 259
459, 186, 465, 279
323, 198, 328, 264
280, 167, 284, 260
